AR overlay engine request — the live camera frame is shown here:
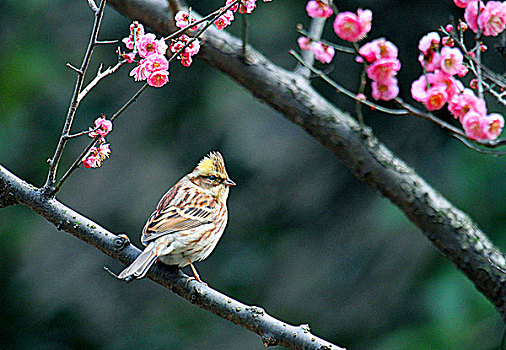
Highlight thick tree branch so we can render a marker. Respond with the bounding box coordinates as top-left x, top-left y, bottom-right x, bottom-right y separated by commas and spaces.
107, 0, 506, 318
0, 165, 345, 350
